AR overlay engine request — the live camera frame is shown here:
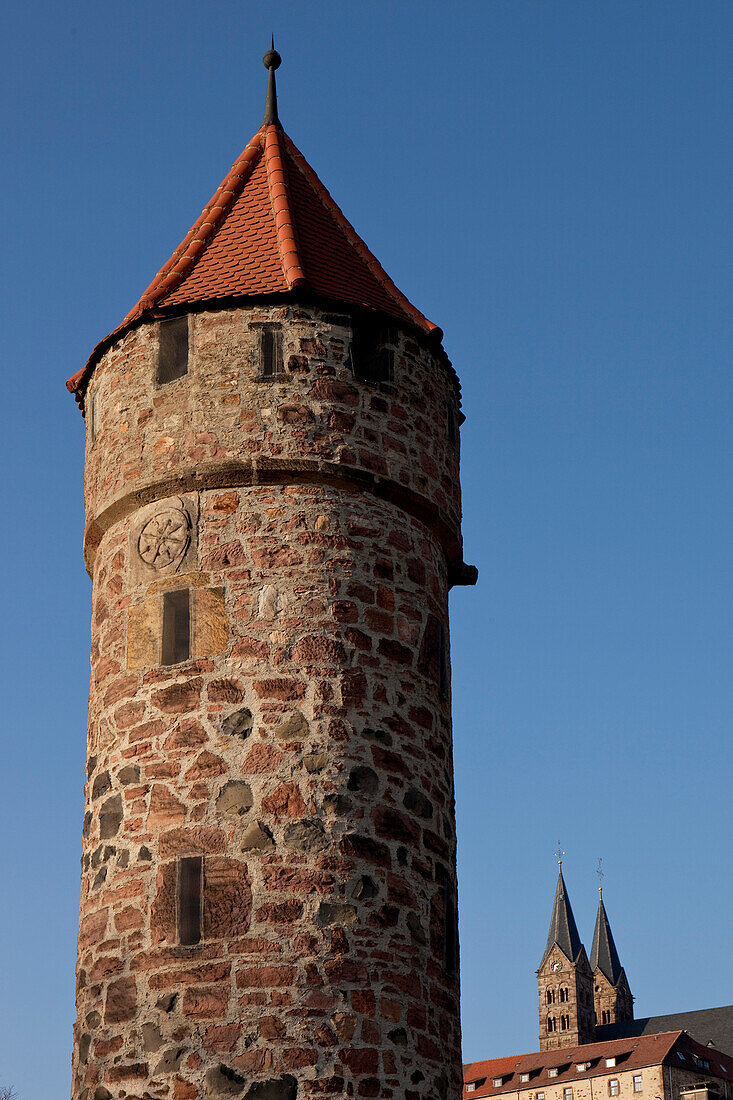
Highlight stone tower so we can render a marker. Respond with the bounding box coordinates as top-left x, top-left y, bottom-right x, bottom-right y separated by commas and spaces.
67, 48, 475, 1100
590, 892, 633, 1029
537, 867, 594, 1051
